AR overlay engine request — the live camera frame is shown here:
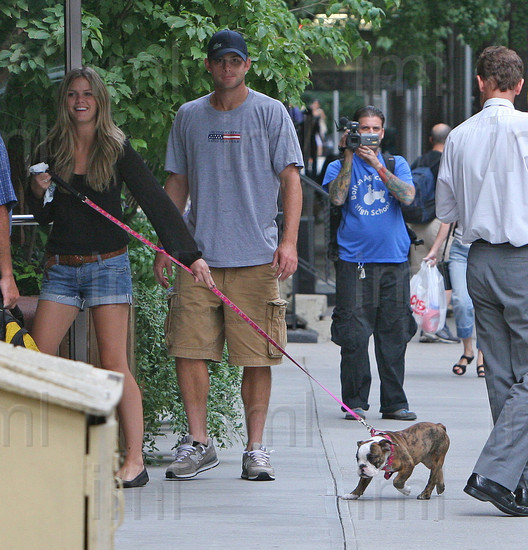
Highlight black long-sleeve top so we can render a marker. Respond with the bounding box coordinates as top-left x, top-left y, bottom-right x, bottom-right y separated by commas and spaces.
26, 140, 201, 267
